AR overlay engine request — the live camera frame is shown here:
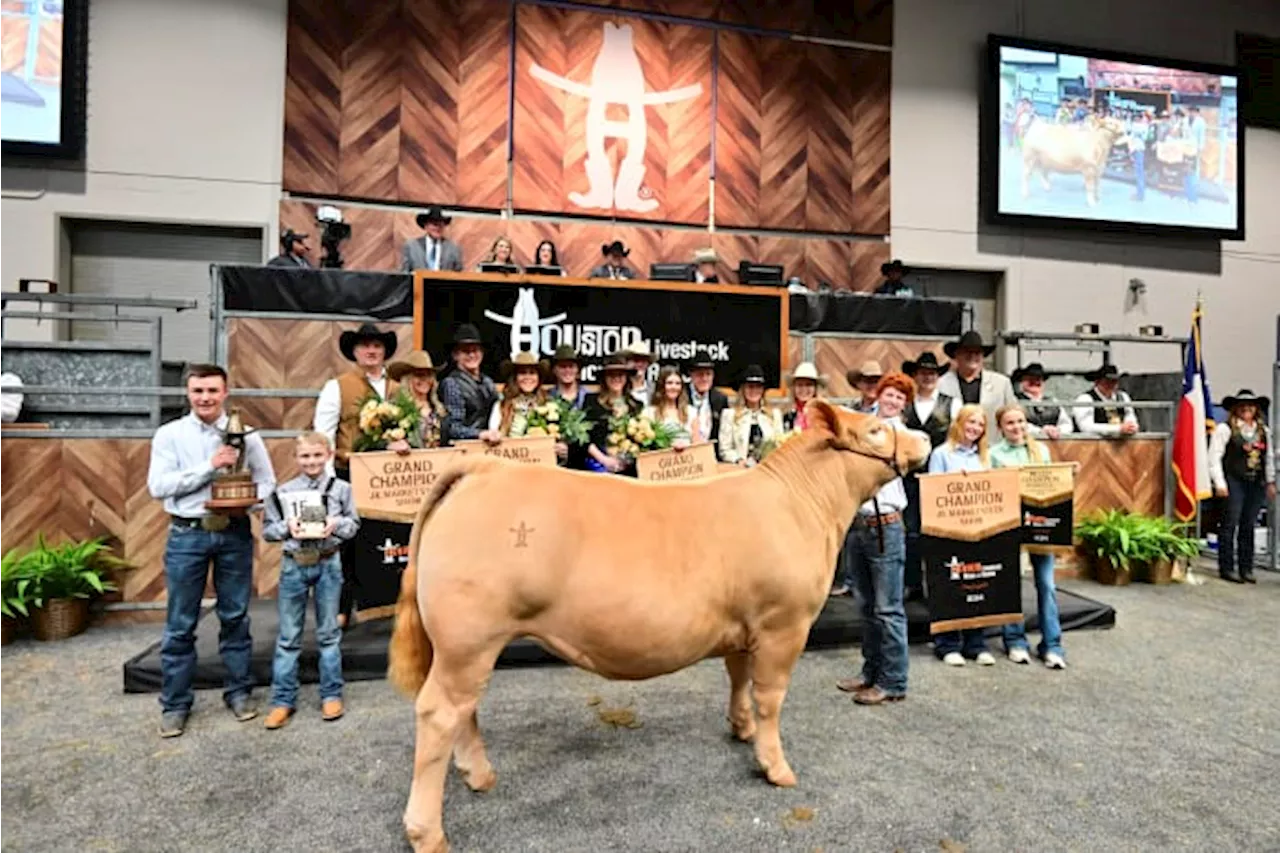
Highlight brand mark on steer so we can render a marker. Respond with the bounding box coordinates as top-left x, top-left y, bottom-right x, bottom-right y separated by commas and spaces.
511, 521, 534, 548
